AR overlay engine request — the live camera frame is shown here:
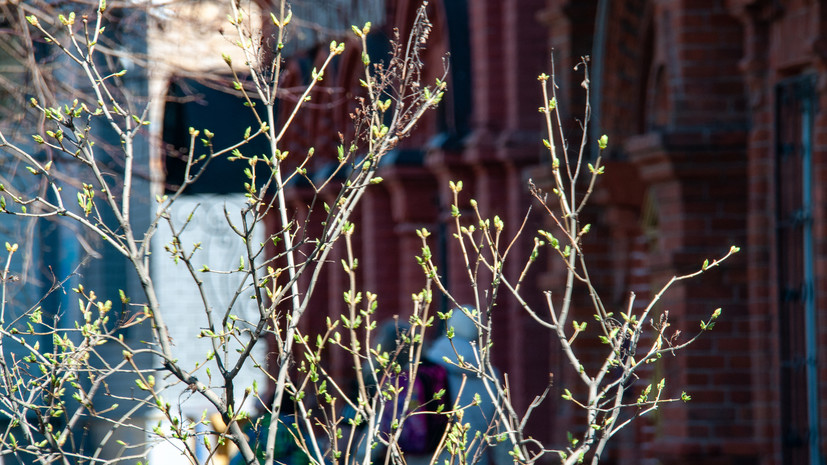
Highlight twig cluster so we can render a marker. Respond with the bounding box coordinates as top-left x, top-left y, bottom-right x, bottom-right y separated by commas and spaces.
0, 3, 737, 465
